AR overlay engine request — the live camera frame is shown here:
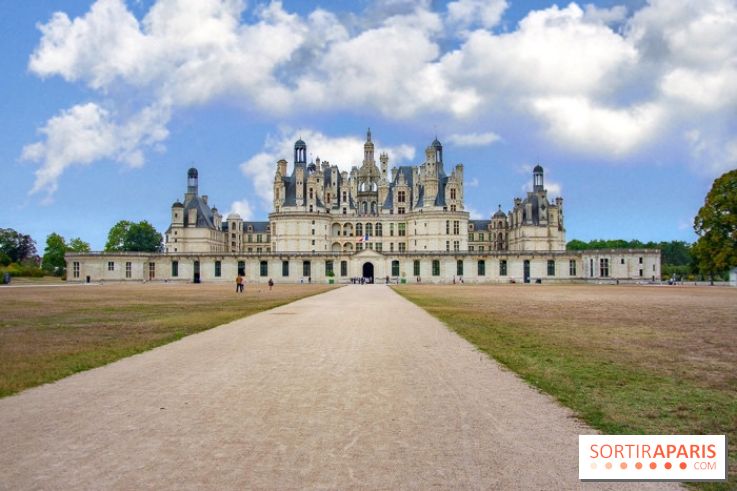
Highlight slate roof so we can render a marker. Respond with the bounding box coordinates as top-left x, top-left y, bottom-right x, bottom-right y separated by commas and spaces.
183, 196, 215, 229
